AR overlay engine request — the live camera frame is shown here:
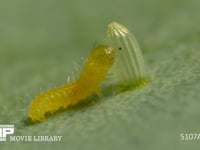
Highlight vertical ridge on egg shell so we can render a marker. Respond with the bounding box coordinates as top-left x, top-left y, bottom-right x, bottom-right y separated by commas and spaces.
107, 22, 146, 86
